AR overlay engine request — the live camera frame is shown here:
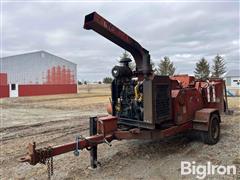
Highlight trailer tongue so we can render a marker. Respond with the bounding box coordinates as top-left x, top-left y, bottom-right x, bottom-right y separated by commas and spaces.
19, 115, 193, 177
19, 12, 231, 179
